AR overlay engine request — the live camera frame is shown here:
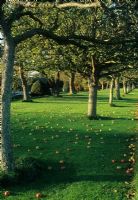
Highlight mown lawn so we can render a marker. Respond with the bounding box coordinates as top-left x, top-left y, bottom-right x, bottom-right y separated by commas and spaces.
0, 89, 137, 200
